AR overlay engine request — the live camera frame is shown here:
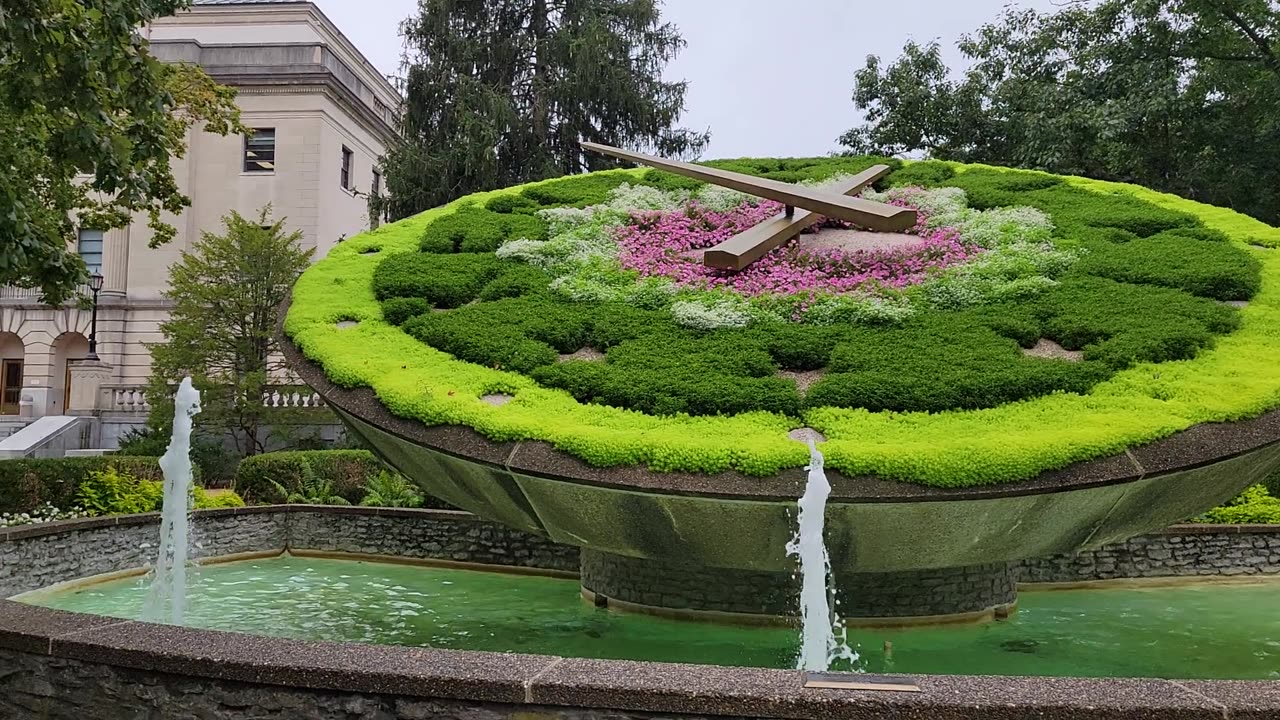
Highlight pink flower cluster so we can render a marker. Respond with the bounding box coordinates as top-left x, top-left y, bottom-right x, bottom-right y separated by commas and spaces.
613, 197, 979, 298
